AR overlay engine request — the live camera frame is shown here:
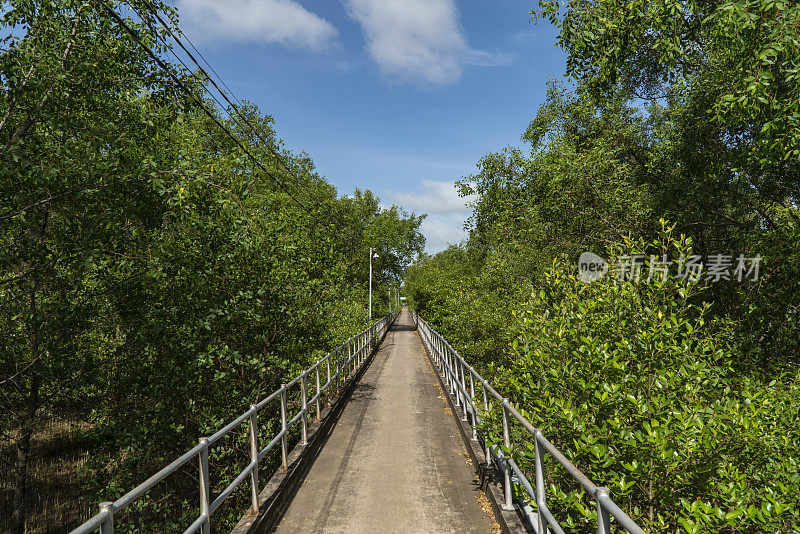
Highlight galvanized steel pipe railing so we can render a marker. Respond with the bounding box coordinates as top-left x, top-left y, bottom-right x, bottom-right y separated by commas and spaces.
412, 311, 645, 534
71, 309, 400, 534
